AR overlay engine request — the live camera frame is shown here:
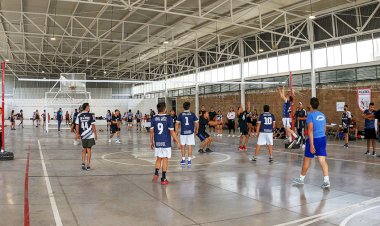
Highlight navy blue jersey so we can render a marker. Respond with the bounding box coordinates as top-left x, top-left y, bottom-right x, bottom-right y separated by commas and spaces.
238, 111, 248, 129
258, 112, 275, 133
282, 101, 291, 118
127, 112, 133, 120
73, 112, 79, 124
75, 112, 96, 139
364, 109, 375, 129
57, 111, 63, 121
341, 111, 351, 128
151, 114, 174, 148
295, 109, 307, 128
177, 111, 198, 135
199, 116, 209, 133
